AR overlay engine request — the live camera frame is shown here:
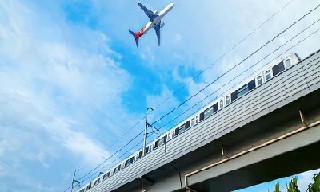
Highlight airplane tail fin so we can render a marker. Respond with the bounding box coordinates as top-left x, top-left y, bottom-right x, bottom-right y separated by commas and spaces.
129, 30, 139, 47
